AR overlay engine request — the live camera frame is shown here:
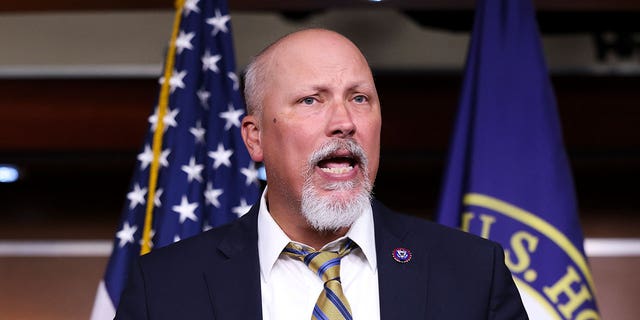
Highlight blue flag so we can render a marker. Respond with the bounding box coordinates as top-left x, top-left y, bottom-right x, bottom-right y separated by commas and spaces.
436, 0, 600, 319
90, 1, 259, 318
